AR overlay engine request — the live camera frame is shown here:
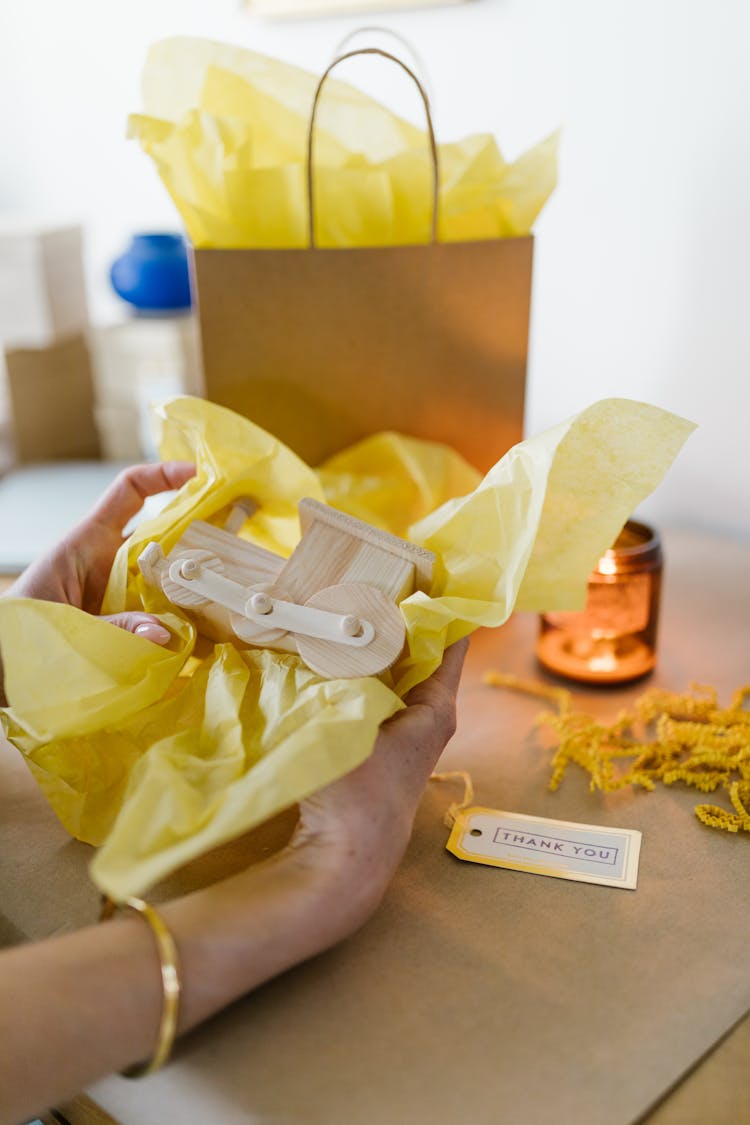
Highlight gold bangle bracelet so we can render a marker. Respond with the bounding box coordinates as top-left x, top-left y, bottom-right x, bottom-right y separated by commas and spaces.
102, 895, 182, 1079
